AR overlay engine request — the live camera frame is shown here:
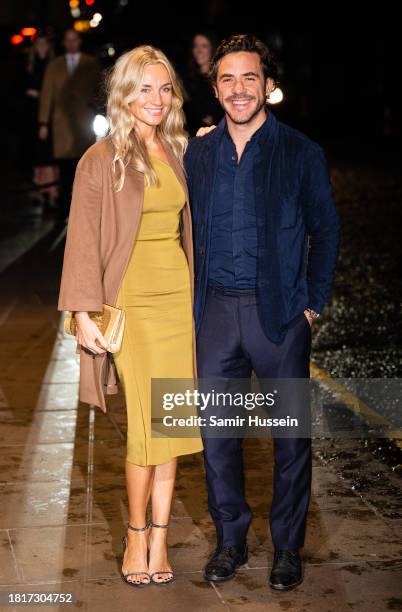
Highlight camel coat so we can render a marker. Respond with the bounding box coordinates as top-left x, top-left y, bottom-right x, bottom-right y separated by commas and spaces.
38, 53, 101, 159
57, 136, 196, 412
